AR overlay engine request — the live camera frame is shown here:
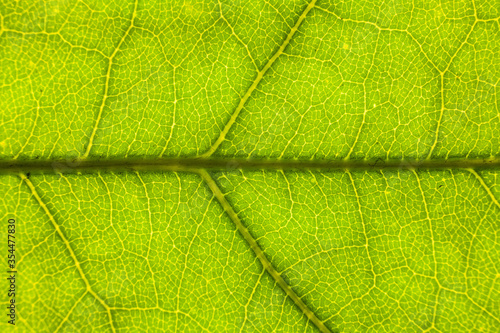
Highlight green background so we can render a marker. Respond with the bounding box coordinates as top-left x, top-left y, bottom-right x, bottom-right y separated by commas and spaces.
1, 0, 499, 331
